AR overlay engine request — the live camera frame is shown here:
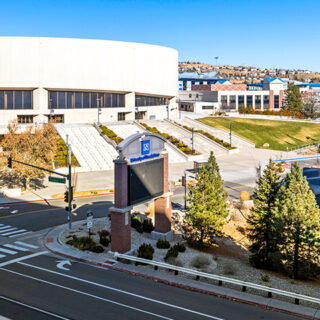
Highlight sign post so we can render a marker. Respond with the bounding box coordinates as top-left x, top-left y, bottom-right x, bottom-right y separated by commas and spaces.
87, 210, 93, 235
